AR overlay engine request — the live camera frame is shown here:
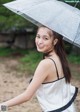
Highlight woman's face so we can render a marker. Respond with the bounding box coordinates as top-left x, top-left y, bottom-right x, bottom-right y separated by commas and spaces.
35, 27, 54, 53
